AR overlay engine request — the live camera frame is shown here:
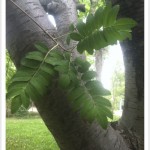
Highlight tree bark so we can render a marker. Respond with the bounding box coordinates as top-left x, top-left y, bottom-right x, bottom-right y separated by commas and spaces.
108, 0, 144, 149
6, 0, 143, 149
